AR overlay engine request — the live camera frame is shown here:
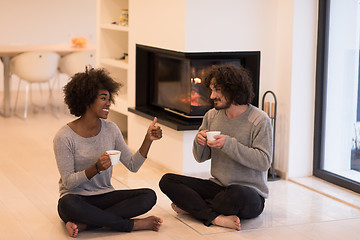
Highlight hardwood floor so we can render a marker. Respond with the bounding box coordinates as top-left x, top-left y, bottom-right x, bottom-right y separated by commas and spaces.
1, 110, 360, 239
